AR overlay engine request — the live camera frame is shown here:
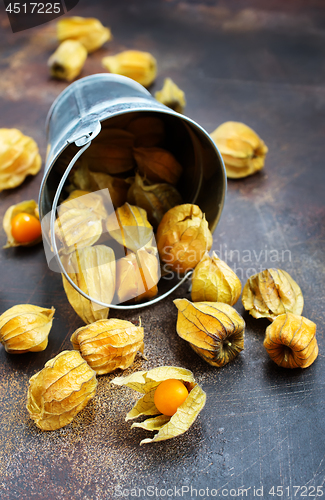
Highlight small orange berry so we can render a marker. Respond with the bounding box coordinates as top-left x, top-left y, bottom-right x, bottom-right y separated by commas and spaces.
11, 212, 42, 243
154, 379, 189, 416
